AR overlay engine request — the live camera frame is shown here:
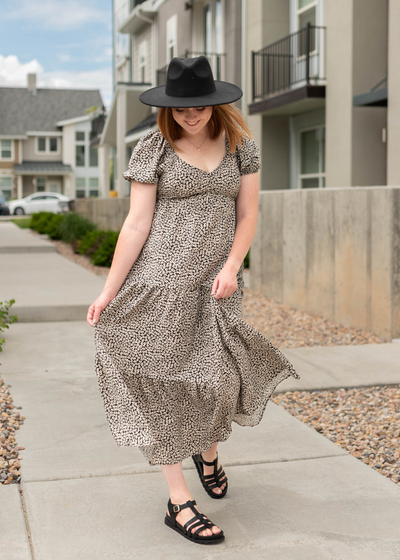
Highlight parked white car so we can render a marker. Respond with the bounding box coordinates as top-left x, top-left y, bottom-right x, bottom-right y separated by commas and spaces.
8, 192, 72, 215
